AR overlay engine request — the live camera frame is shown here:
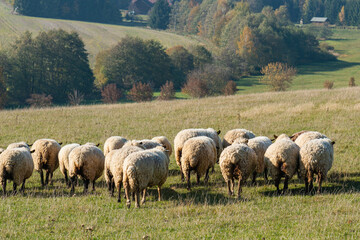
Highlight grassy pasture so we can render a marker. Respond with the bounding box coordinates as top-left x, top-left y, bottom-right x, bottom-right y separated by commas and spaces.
0, 87, 359, 239
237, 28, 360, 94
0, 0, 203, 65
